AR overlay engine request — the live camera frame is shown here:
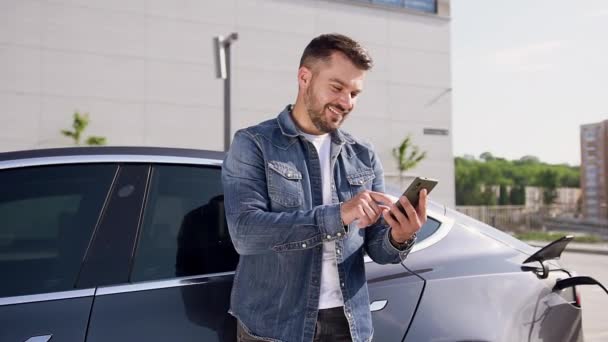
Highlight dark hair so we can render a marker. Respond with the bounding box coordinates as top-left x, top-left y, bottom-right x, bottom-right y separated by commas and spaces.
299, 34, 373, 71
